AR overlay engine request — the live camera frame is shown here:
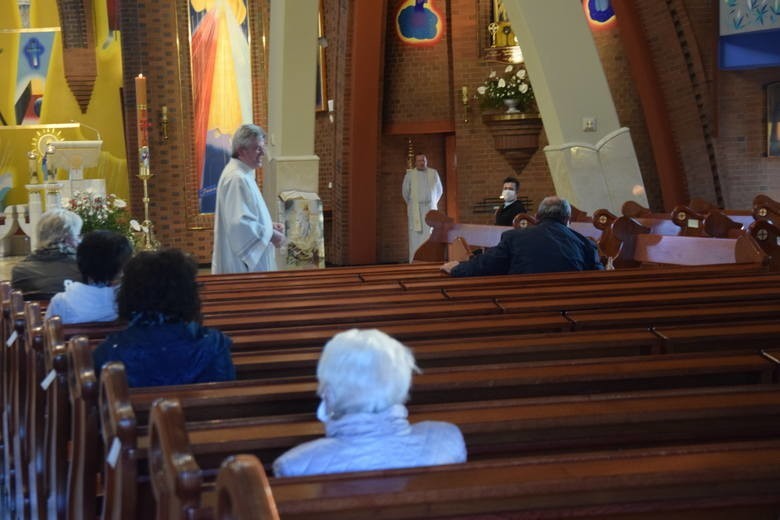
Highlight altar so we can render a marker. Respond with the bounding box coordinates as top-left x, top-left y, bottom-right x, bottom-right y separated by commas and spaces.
21, 138, 105, 250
